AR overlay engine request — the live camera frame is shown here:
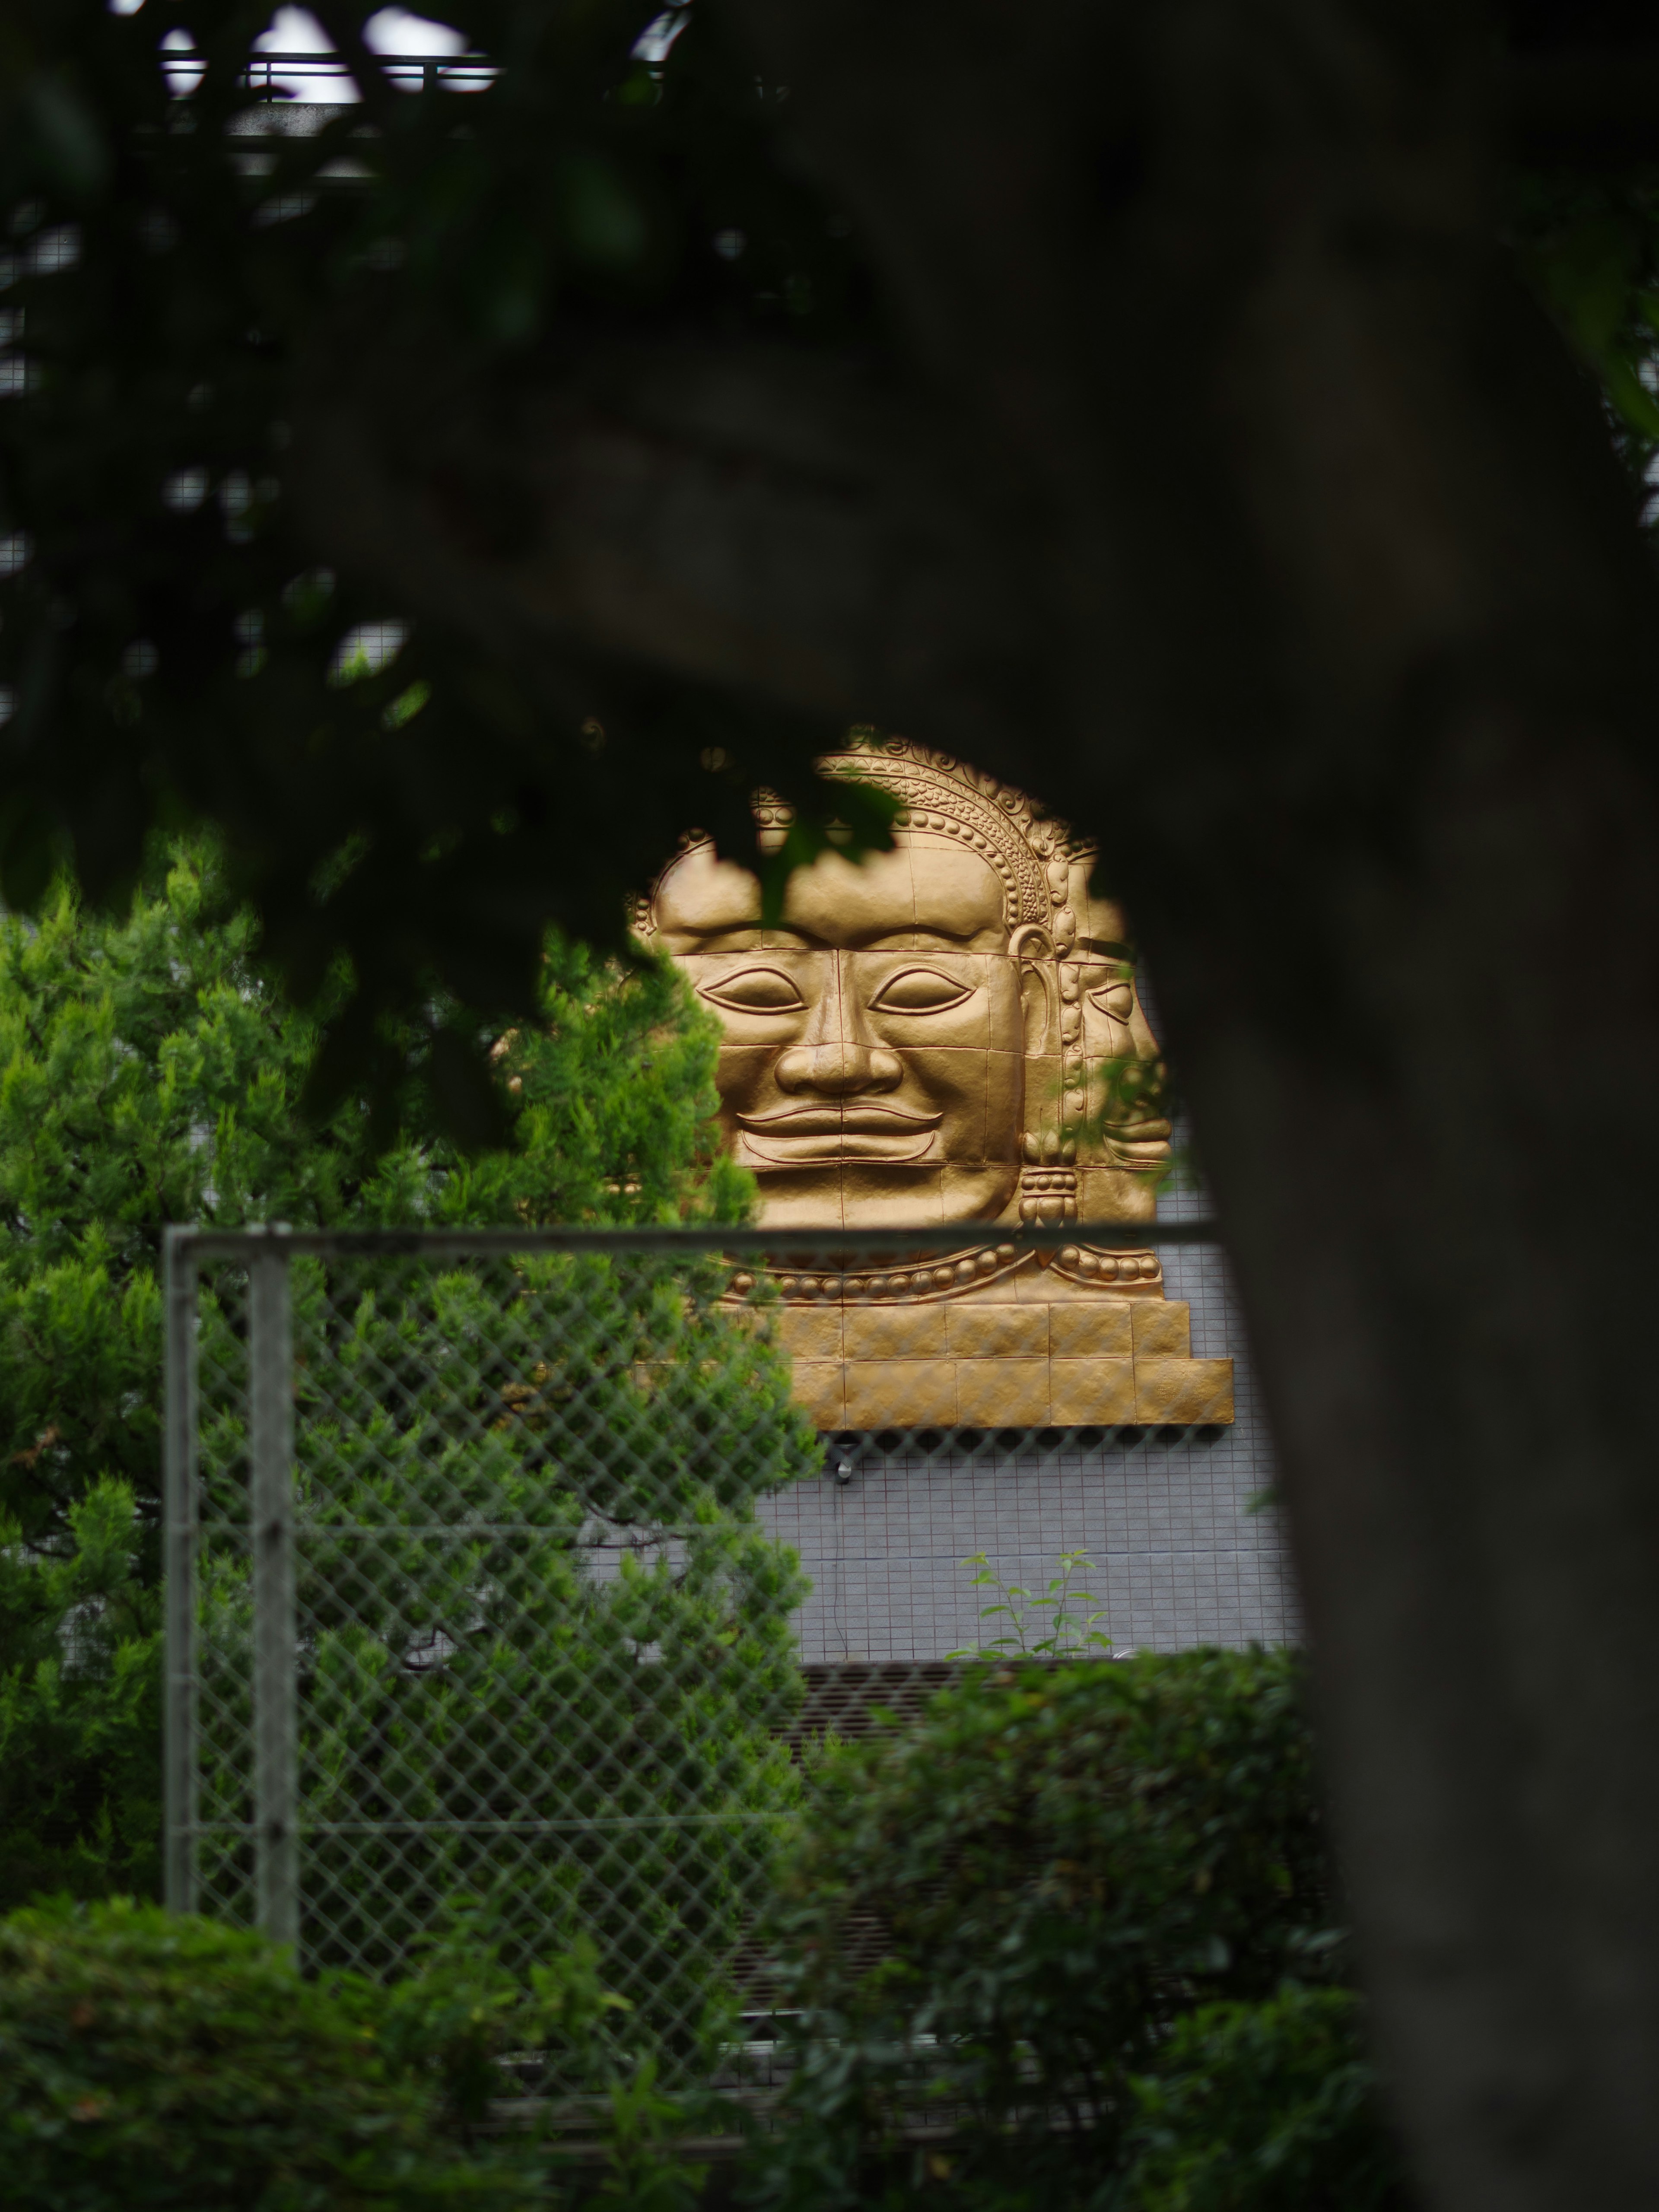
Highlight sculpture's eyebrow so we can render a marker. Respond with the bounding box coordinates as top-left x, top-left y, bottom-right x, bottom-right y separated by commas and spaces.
669, 923, 999, 954
840, 925, 981, 948
664, 924, 767, 948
